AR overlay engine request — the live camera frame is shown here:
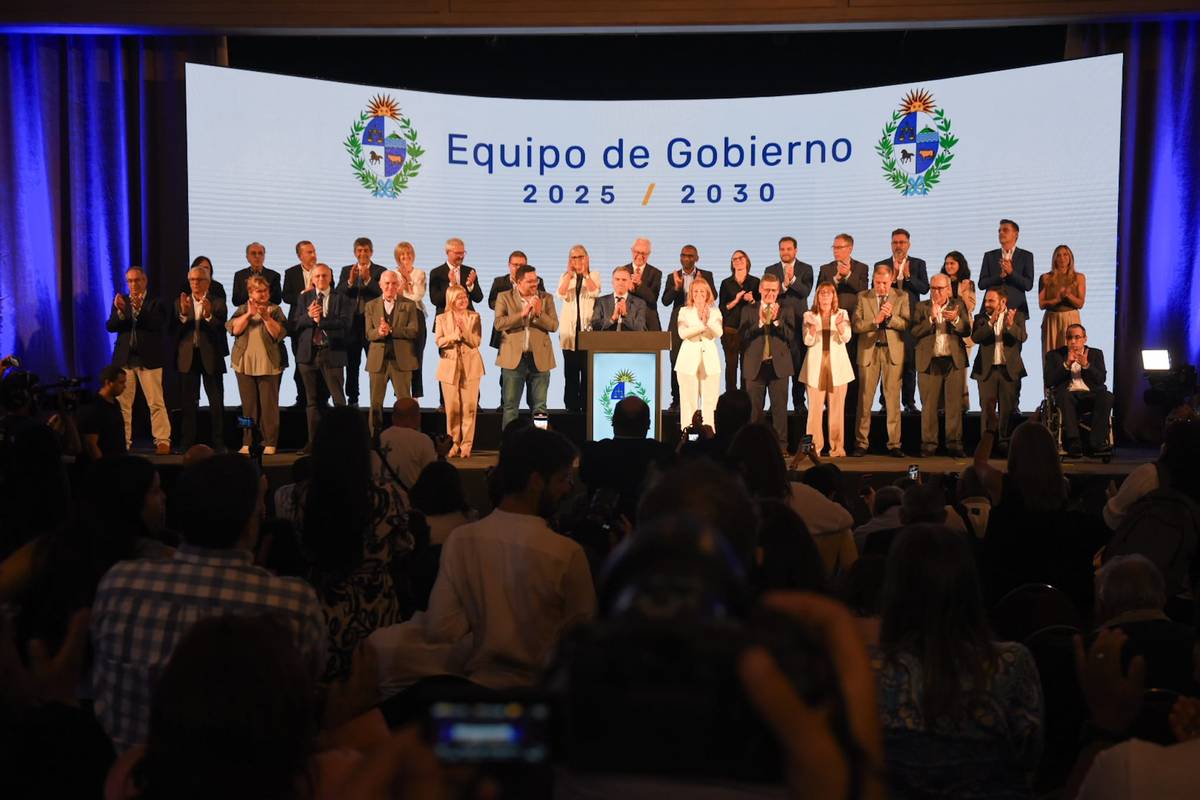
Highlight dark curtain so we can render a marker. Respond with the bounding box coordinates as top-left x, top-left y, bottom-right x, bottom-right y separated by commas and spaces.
0, 34, 224, 382
1068, 20, 1200, 443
